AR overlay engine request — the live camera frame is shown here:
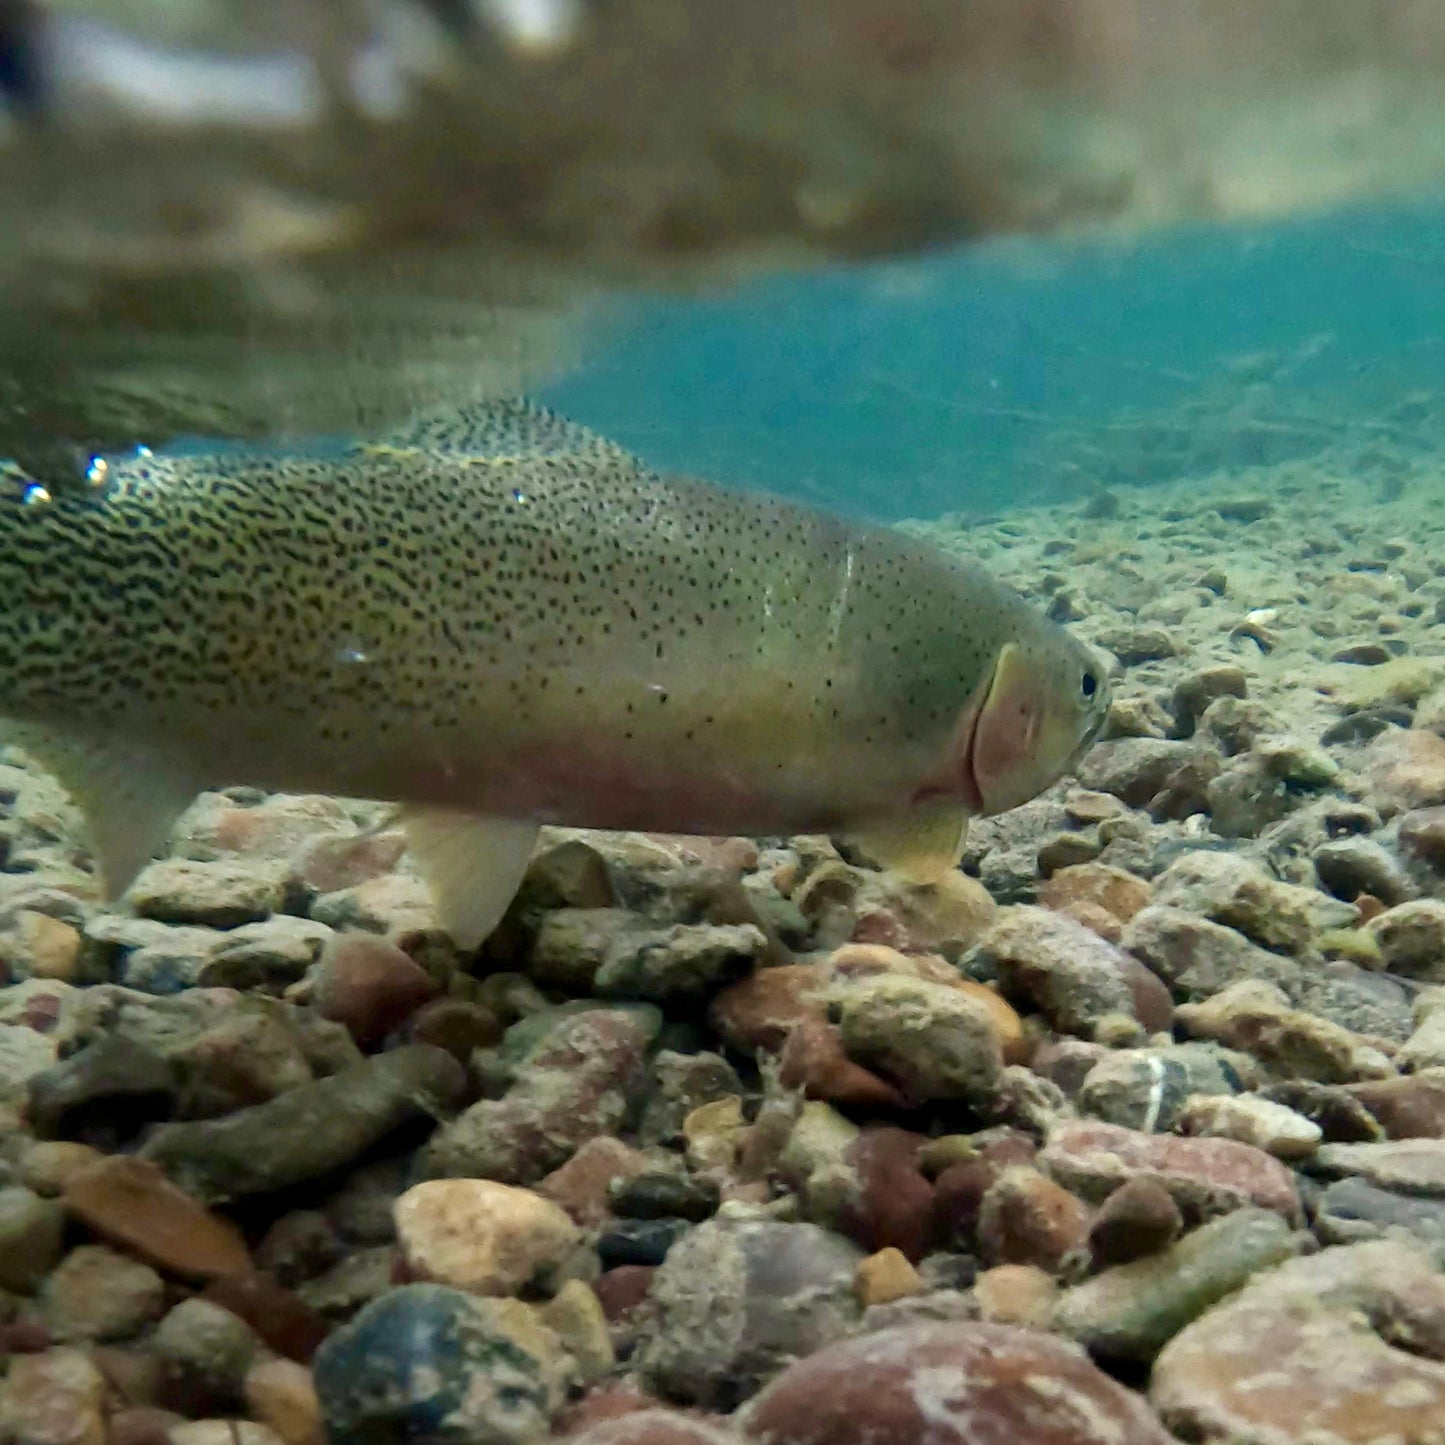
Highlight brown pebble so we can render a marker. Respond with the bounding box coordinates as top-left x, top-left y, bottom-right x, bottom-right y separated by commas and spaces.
778, 1018, 905, 1109
13, 911, 85, 981
740, 1321, 1176, 1444
1040, 1120, 1304, 1224
973, 1263, 1057, 1327
709, 963, 828, 1053
1050, 897, 1127, 943
110, 1407, 187, 1445
1040, 863, 1152, 923
1152, 1240, 1445, 1443
592, 1265, 656, 1322
202, 1271, 330, 1363
406, 997, 503, 1061
295, 830, 406, 895
62, 1156, 251, 1282
1400, 806, 1445, 867
567, 1409, 741, 1443
1032, 1040, 1111, 1097
1088, 1176, 1184, 1267
1346, 1072, 1445, 1140
0, 1318, 51, 1353
977, 1166, 1091, 1271
931, 1131, 1038, 1248
253, 1211, 340, 1288
854, 1247, 924, 1308
1118, 956, 1176, 1033
537, 1136, 650, 1228
313, 933, 439, 1048
90, 1345, 169, 1407
1353, 893, 1386, 923
244, 1358, 325, 1445
841, 1127, 936, 1262
21, 1141, 105, 1198
554, 1384, 670, 1435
